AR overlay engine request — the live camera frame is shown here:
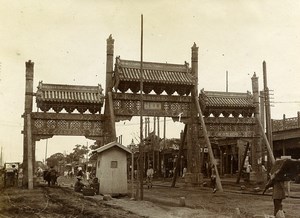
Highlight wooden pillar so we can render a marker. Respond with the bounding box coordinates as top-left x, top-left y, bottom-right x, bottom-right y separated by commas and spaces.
172, 125, 187, 187
104, 35, 116, 144
251, 73, 263, 182
225, 150, 229, 174
157, 117, 161, 175
148, 118, 150, 137
108, 92, 116, 141
220, 148, 224, 176
105, 35, 114, 94
153, 117, 156, 169
145, 117, 148, 138
188, 43, 223, 188
185, 43, 203, 186
282, 143, 286, 156
23, 60, 34, 188
32, 139, 36, 178
27, 114, 33, 189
